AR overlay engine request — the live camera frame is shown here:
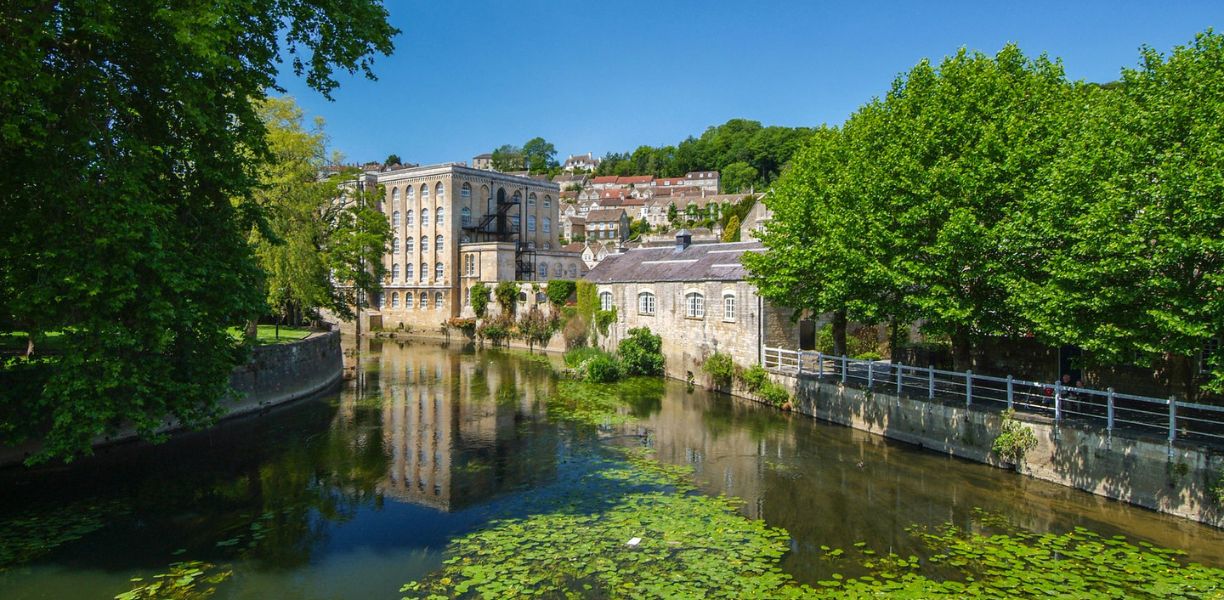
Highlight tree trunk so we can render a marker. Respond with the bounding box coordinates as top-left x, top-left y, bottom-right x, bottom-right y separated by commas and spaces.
951, 326, 973, 372
244, 319, 258, 342
25, 329, 35, 359
831, 310, 848, 357
888, 319, 907, 363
